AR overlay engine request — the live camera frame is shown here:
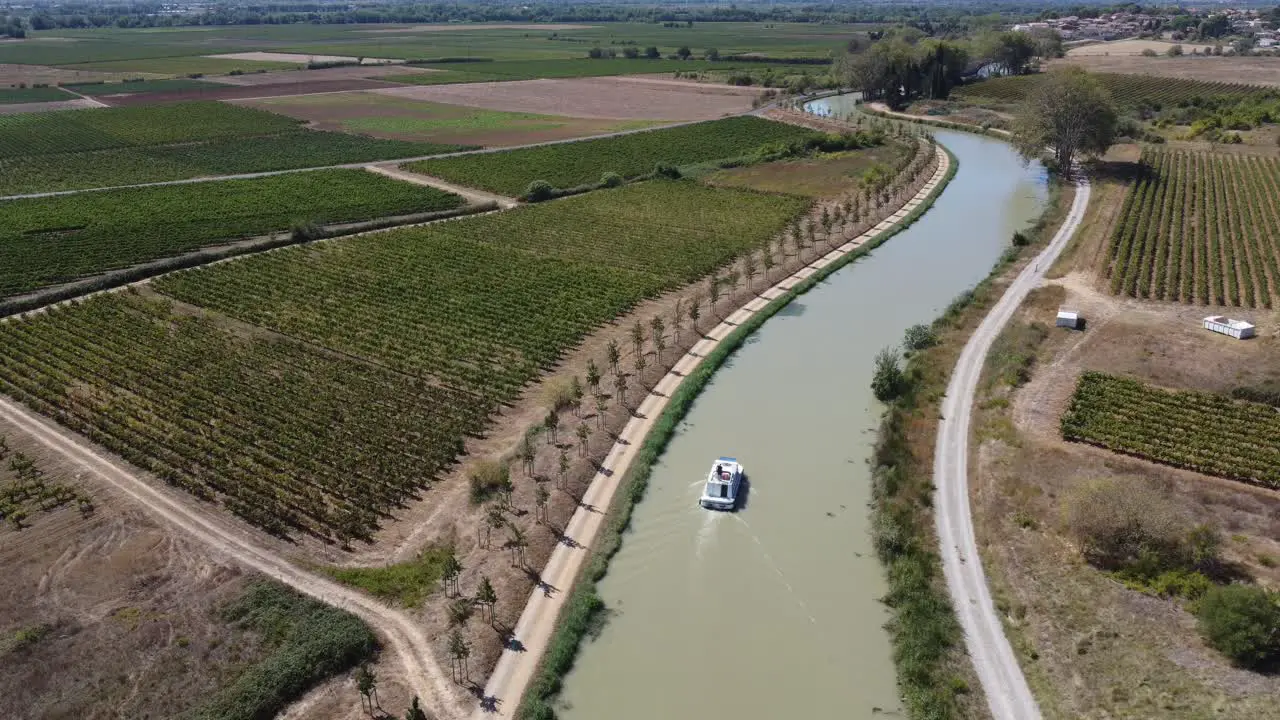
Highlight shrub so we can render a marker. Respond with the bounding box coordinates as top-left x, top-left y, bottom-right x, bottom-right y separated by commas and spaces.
1011, 230, 1030, 246
871, 346, 906, 402
1196, 584, 1280, 669
600, 172, 623, 188
1064, 478, 1191, 572
289, 220, 324, 242
902, 323, 937, 353
654, 162, 681, 180
1141, 48, 1159, 57
524, 180, 554, 202
468, 460, 511, 504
